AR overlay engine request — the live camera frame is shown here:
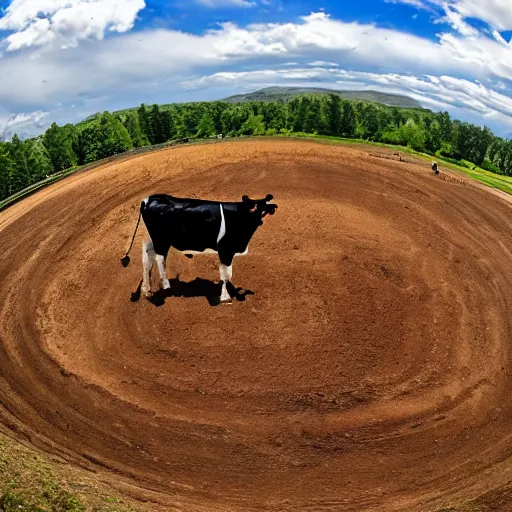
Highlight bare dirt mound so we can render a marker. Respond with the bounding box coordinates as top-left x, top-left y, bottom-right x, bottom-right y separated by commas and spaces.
1, 139, 512, 511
